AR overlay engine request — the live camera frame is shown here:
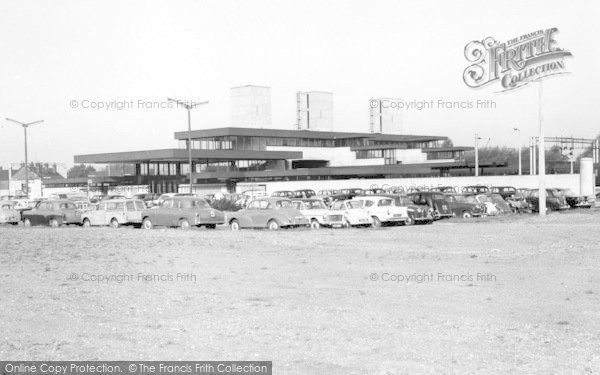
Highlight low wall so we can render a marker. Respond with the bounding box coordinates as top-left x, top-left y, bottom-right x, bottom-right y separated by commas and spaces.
238, 174, 582, 195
